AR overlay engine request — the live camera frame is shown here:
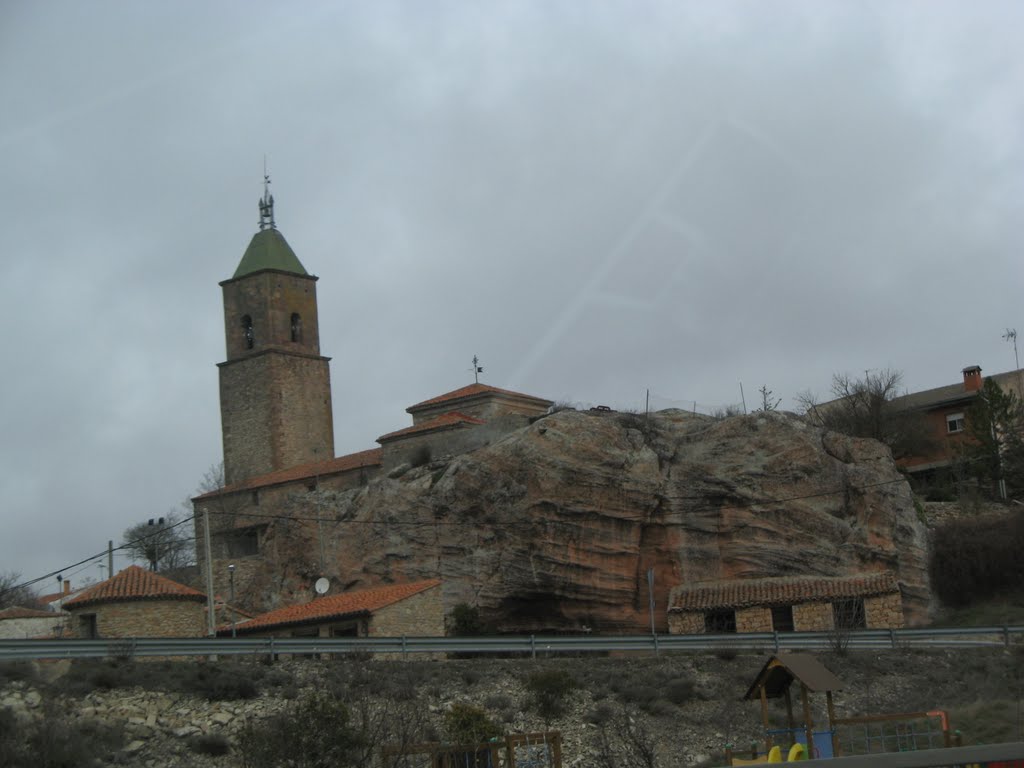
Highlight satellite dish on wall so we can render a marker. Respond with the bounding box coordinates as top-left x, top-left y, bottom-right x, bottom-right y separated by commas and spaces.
314, 577, 330, 595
